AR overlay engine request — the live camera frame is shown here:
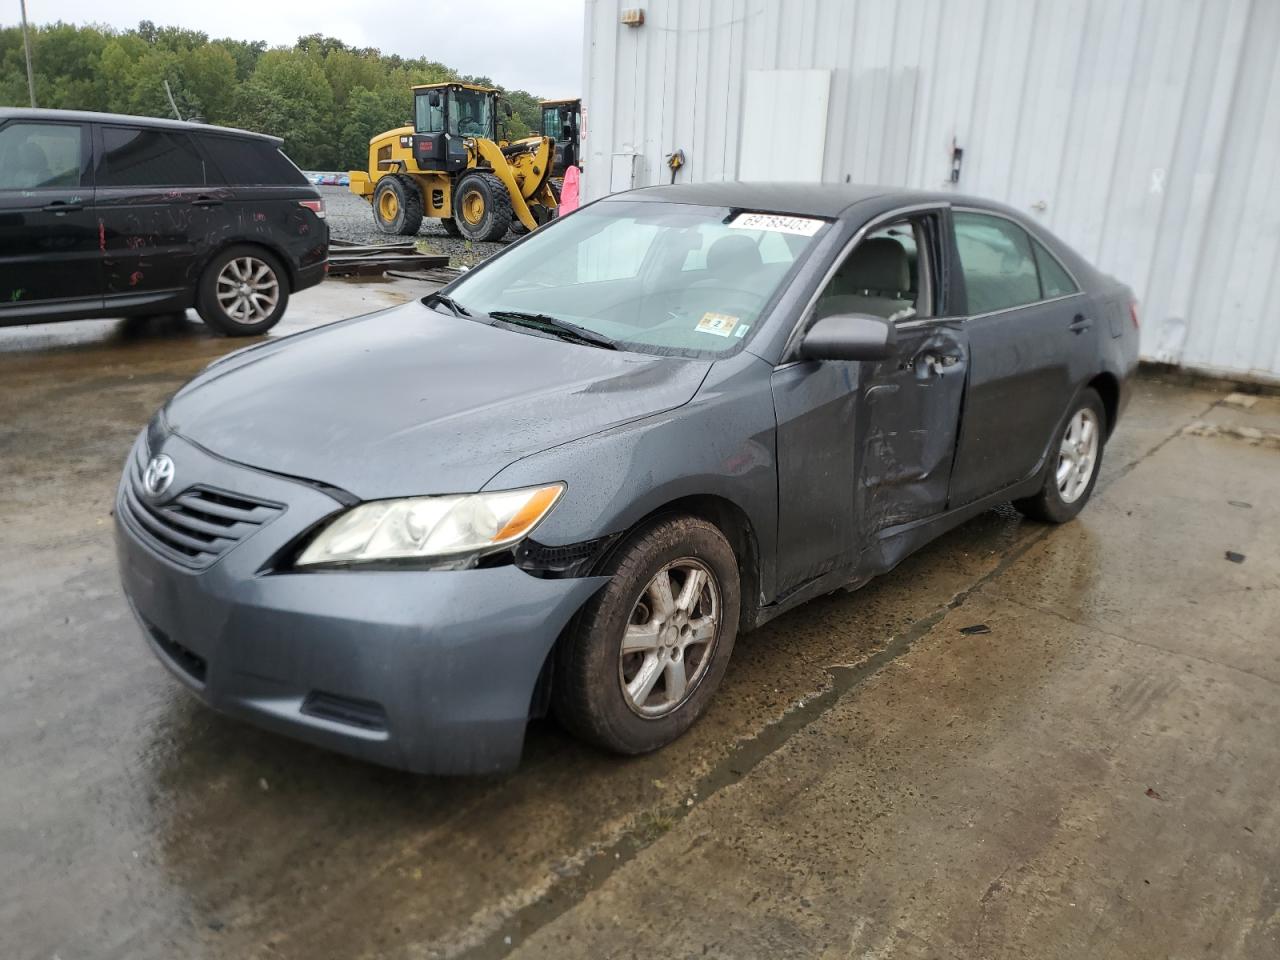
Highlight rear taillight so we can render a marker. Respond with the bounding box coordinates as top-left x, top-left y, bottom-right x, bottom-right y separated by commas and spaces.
1129, 301, 1140, 329
299, 199, 326, 219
